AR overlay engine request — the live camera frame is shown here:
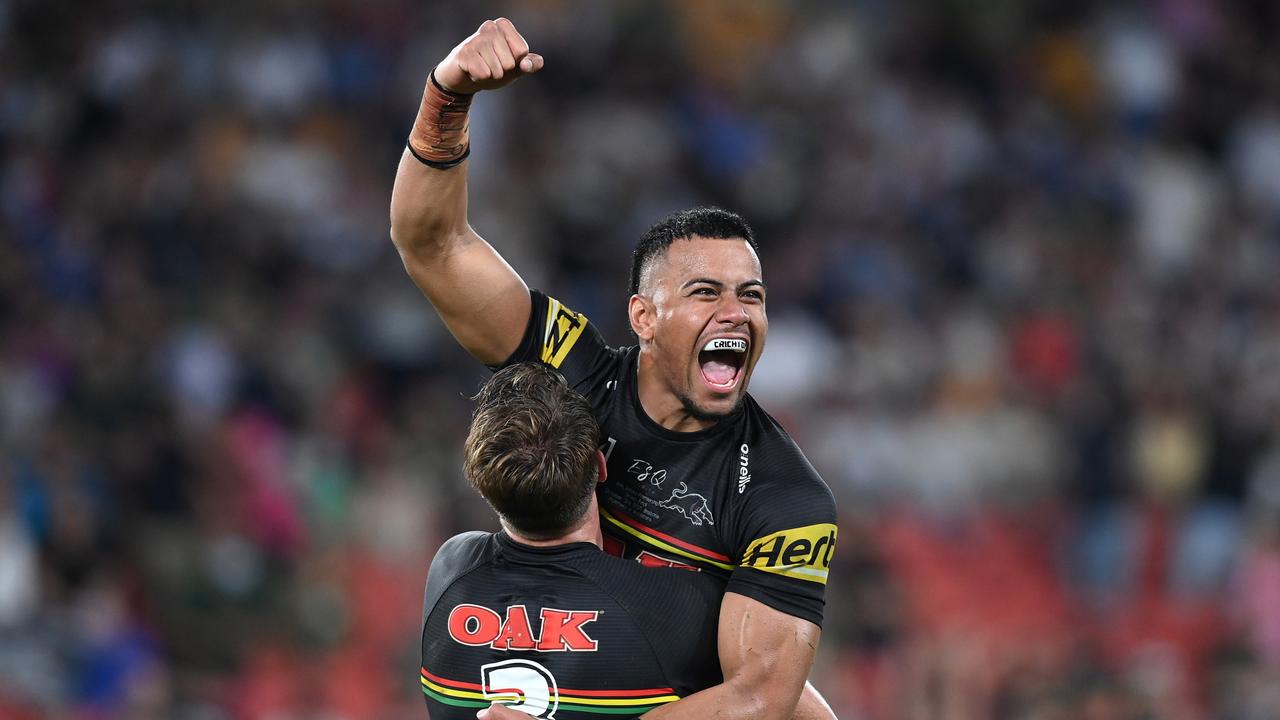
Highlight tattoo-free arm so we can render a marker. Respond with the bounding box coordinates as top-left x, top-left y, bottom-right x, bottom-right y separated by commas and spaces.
475, 592, 834, 720
637, 592, 820, 719
389, 19, 543, 365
